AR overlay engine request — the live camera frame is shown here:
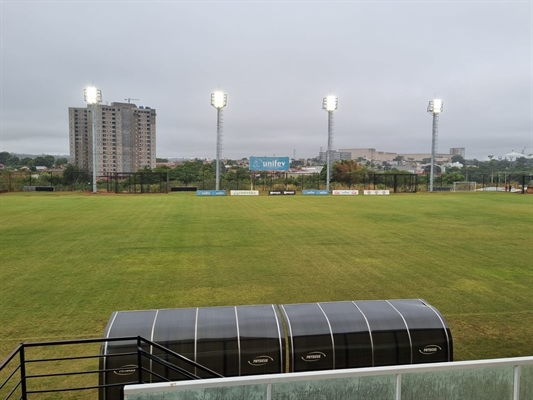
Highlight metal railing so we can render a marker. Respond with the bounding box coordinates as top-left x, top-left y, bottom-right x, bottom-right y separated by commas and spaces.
0, 336, 222, 400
